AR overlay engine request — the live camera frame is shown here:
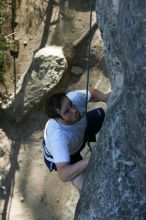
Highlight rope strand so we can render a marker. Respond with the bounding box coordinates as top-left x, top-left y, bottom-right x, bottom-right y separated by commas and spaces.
85, 0, 94, 152
85, 0, 94, 113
